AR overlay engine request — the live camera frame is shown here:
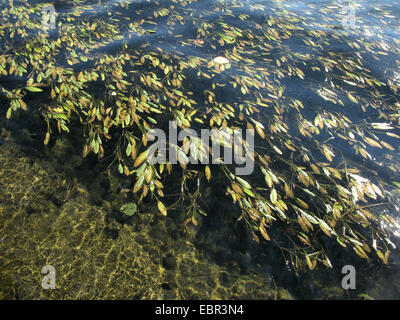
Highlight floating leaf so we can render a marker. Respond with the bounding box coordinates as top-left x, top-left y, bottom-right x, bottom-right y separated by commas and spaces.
157, 201, 167, 216
364, 137, 382, 149
118, 163, 123, 174
236, 177, 251, 189
6, 107, 12, 119
270, 188, 277, 204
126, 143, 132, 156
26, 87, 43, 92
260, 220, 270, 241
346, 92, 358, 104
134, 149, 148, 167
205, 165, 211, 181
